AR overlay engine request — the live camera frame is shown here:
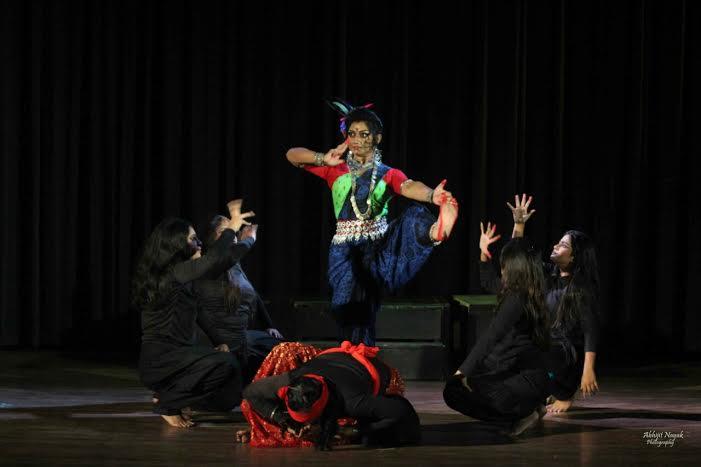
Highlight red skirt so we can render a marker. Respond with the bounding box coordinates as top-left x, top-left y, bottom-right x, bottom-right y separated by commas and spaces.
240, 342, 405, 448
